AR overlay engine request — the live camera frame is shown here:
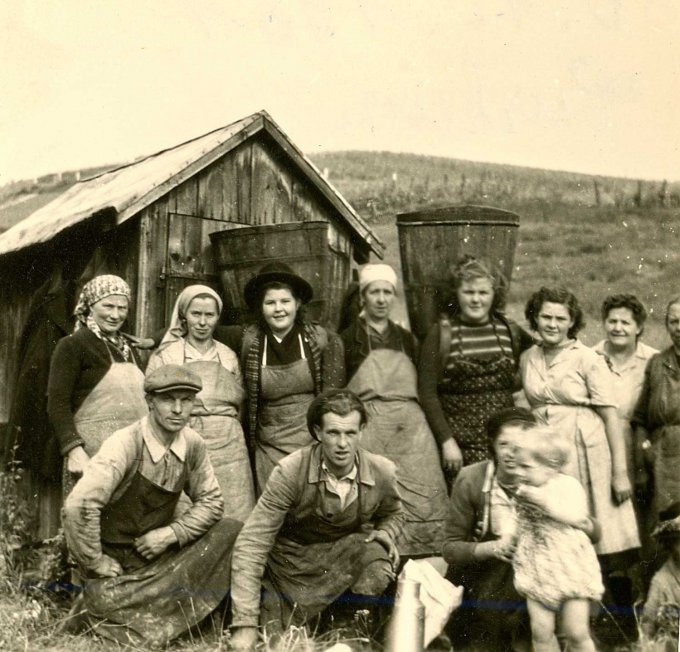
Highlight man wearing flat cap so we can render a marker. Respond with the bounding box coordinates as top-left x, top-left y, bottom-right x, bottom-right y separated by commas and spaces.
62, 363, 242, 648
230, 388, 404, 650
